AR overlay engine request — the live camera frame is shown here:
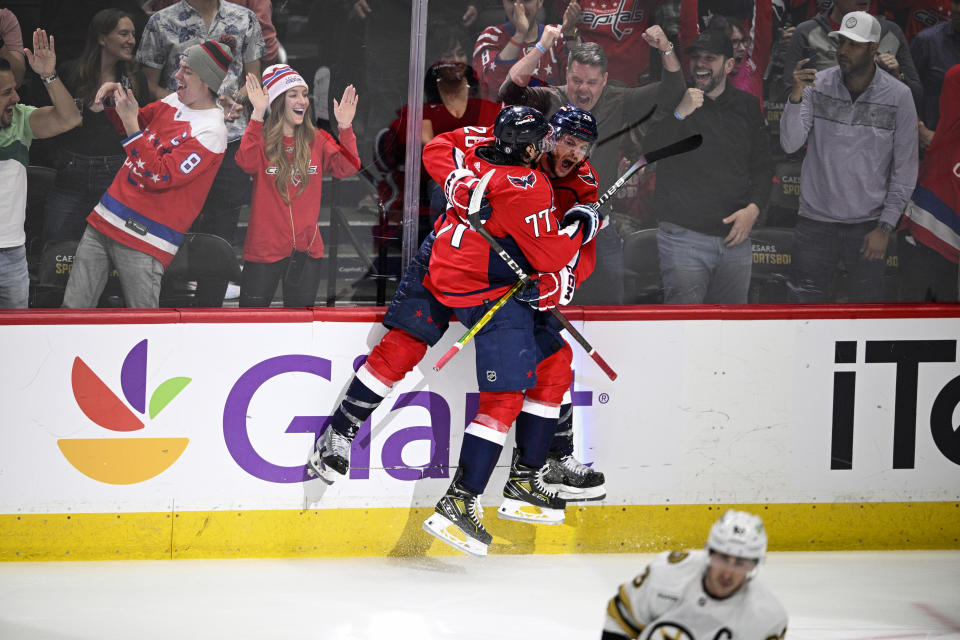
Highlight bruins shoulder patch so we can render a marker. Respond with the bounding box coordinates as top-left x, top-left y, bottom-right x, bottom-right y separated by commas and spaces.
667, 550, 690, 564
